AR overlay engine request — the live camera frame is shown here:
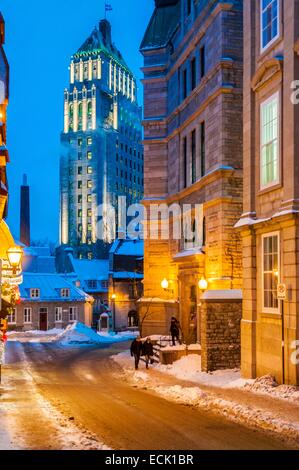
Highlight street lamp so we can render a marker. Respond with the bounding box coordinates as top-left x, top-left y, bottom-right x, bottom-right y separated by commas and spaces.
7, 246, 23, 275
198, 277, 208, 292
111, 294, 116, 331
